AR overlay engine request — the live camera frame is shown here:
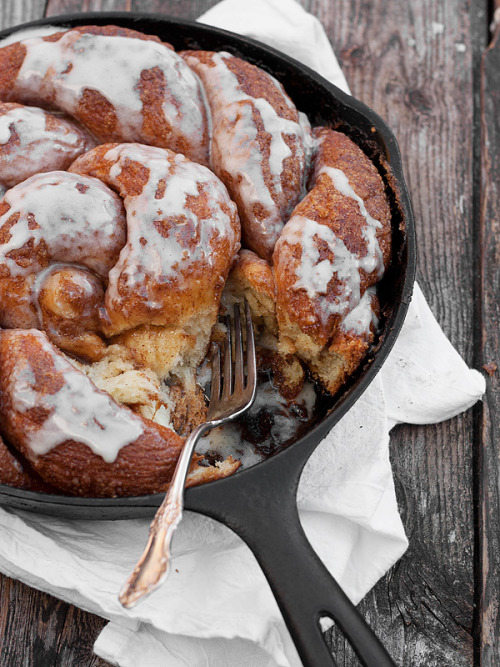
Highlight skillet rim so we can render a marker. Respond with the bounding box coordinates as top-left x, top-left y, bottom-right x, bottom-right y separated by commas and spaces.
0, 11, 416, 518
